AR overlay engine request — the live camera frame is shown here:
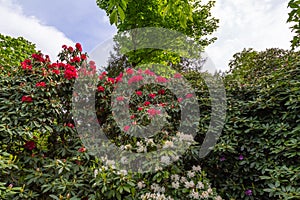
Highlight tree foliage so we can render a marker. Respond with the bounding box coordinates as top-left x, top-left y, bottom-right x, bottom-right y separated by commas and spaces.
287, 0, 300, 49
0, 34, 37, 73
